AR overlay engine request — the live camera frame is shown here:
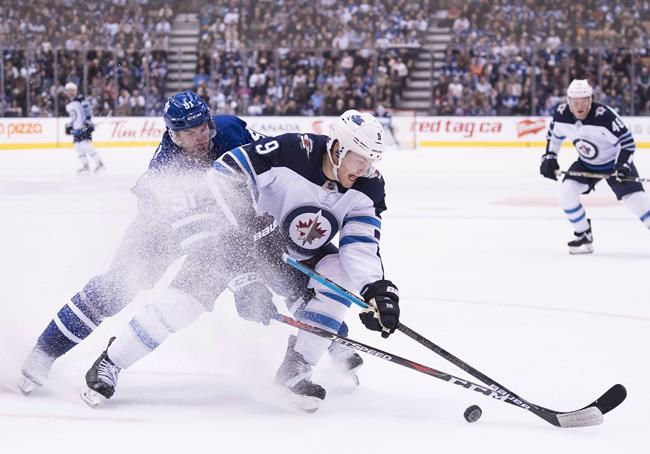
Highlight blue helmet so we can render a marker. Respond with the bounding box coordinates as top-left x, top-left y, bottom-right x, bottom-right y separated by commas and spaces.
163, 90, 211, 131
